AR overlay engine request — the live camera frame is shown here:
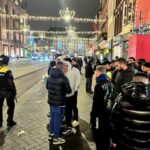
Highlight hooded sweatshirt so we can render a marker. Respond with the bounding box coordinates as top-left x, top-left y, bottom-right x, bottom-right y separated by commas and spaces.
64, 61, 77, 97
